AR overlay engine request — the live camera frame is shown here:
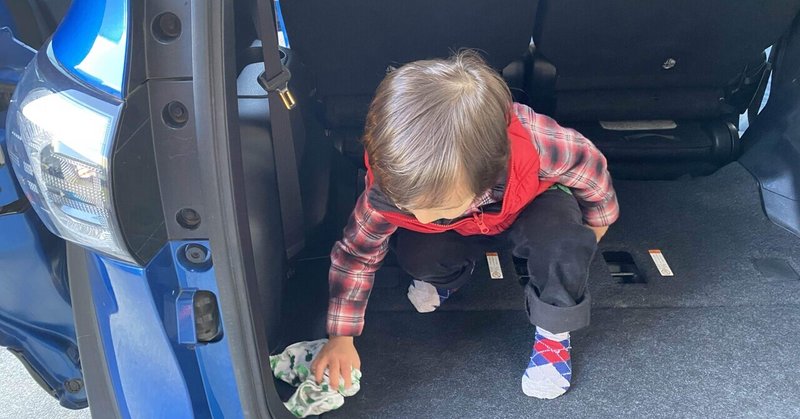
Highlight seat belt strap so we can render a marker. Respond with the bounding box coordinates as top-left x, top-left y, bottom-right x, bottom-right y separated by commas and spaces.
255, 0, 305, 258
